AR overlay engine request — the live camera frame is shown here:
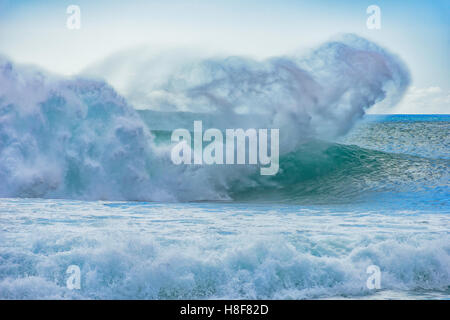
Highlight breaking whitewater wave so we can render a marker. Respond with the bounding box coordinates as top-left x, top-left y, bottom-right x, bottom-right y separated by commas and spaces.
1, 234, 449, 299
0, 35, 418, 202
0, 199, 448, 299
